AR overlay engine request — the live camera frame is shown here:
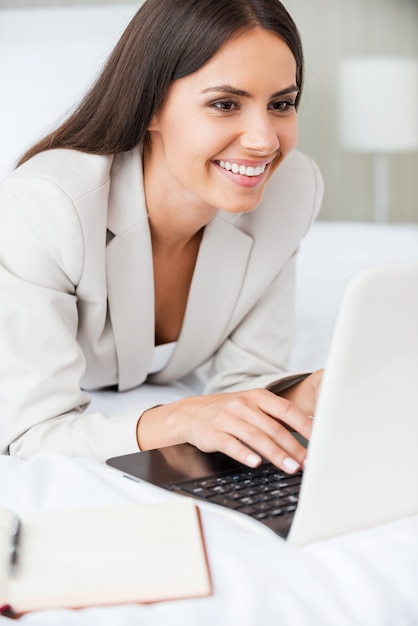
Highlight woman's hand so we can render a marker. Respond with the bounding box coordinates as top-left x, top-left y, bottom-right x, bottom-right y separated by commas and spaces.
136, 384, 320, 474
280, 369, 324, 416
